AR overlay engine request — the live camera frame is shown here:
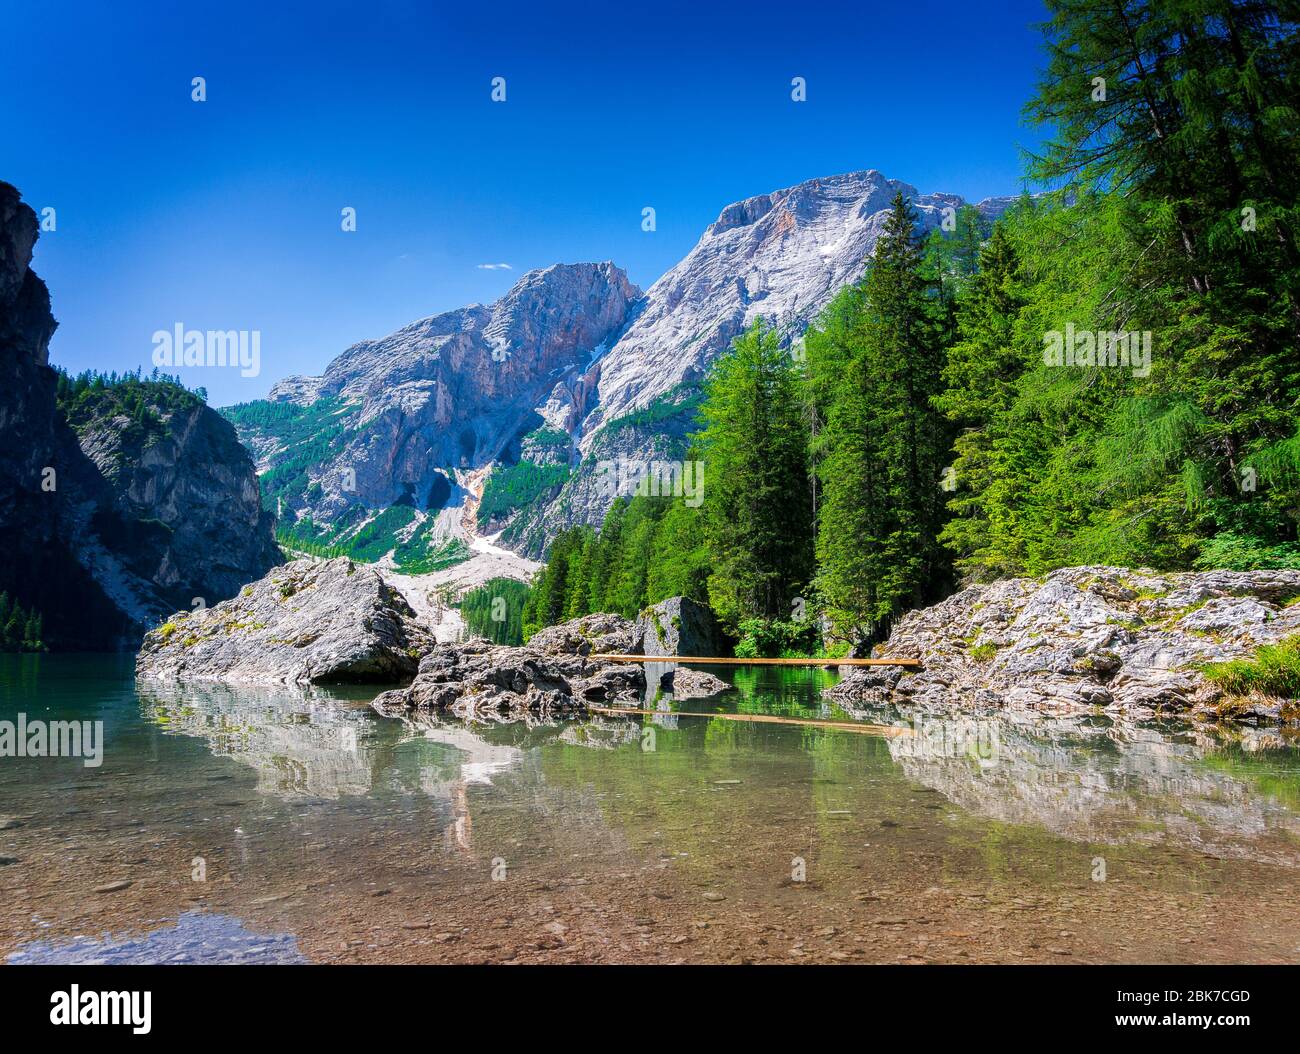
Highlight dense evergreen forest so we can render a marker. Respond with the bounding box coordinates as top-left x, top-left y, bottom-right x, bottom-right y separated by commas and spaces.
55, 367, 206, 437
524, 0, 1300, 653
